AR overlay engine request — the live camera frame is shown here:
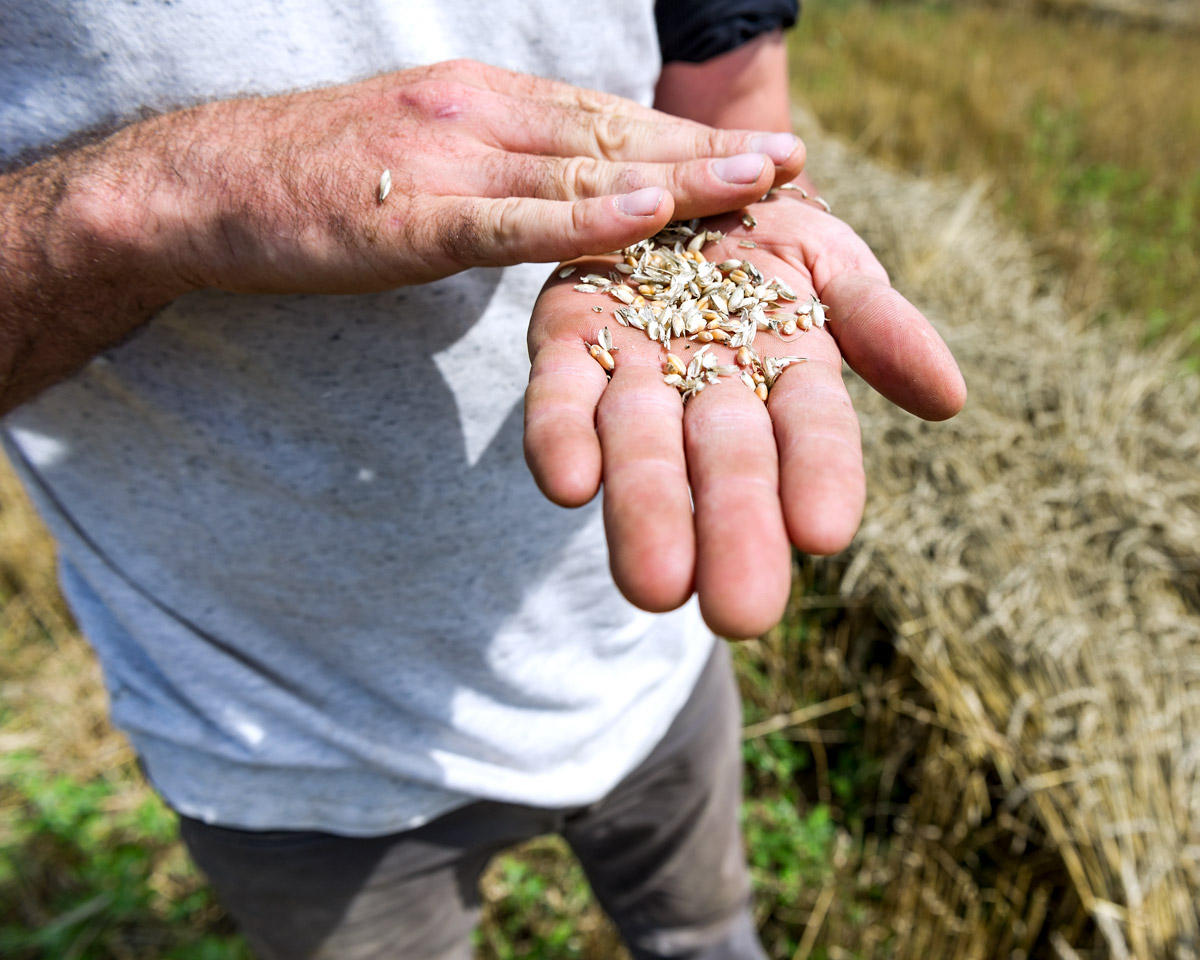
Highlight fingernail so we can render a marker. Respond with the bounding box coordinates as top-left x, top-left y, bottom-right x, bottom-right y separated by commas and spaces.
712, 153, 767, 184
749, 132, 799, 164
616, 186, 665, 217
